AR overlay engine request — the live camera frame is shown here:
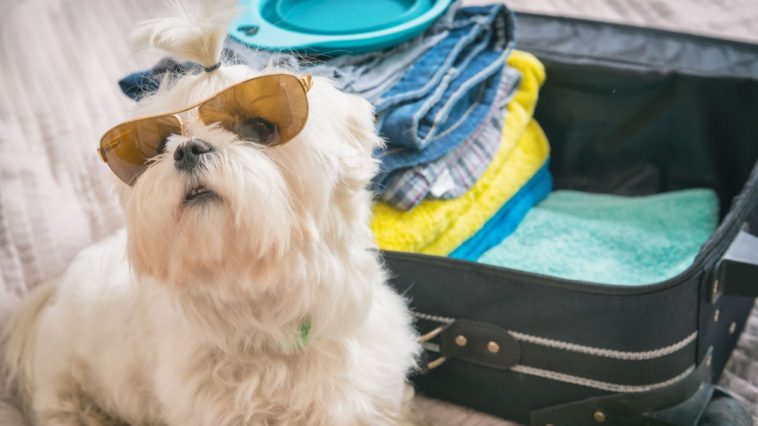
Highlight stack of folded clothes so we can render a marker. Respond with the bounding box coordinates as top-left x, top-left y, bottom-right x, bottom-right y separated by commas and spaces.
324, 5, 553, 258
371, 50, 550, 256
118, 3, 553, 259
315, 5, 518, 208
